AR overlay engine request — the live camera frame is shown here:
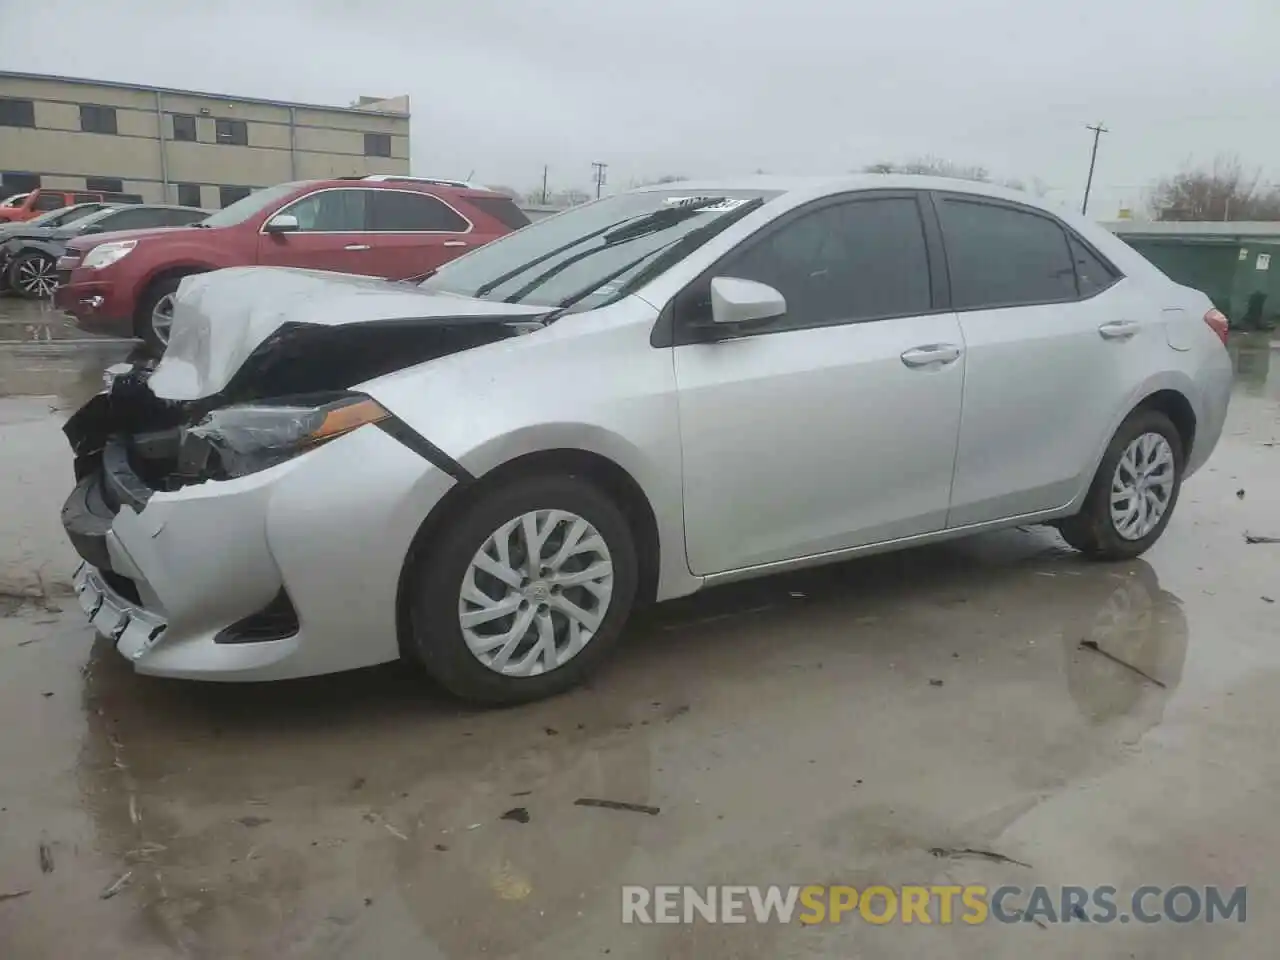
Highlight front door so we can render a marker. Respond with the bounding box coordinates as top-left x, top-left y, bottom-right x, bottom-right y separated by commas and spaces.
256, 187, 376, 275
933, 194, 1153, 527
671, 194, 966, 576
